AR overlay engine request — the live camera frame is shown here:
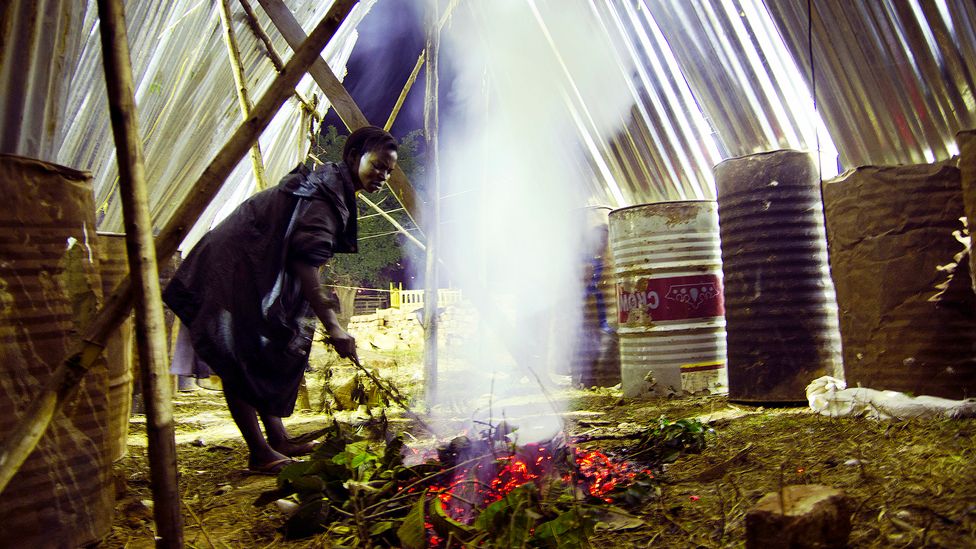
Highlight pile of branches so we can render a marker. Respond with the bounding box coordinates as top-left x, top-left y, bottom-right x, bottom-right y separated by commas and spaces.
255, 417, 710, 547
